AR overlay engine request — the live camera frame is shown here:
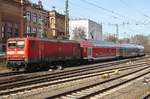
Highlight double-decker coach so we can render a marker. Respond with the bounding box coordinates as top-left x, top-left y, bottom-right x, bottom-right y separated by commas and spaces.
119, 44, 144, 58
80, 40, 119, 61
